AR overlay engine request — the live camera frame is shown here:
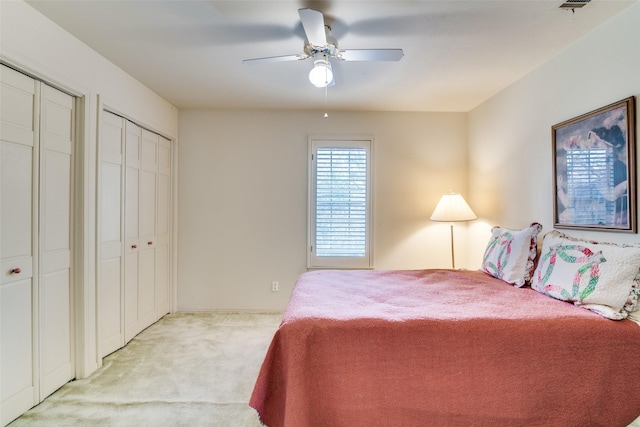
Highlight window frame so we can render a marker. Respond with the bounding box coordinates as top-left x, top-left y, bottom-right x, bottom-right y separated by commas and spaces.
307, 135, 374, 269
